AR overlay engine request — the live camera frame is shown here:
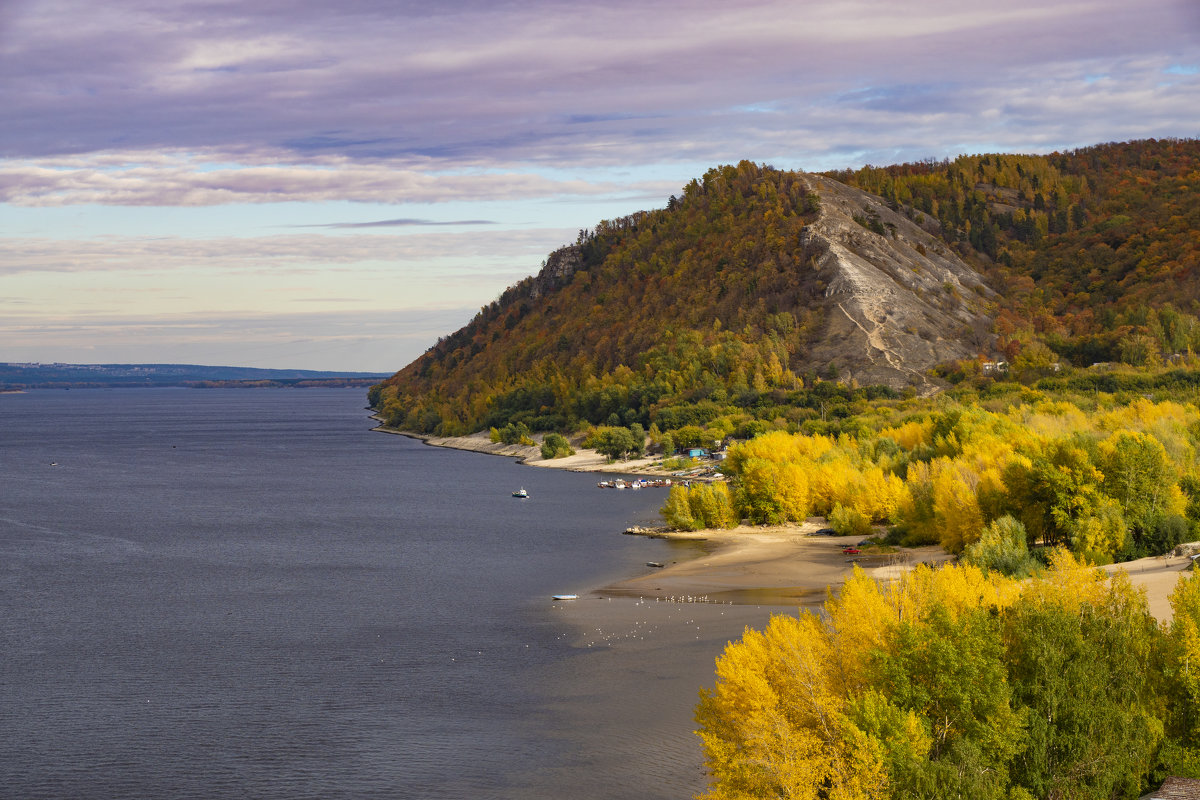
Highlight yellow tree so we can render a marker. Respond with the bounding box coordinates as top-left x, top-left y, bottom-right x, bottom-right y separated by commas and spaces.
696, 612, 887, 800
